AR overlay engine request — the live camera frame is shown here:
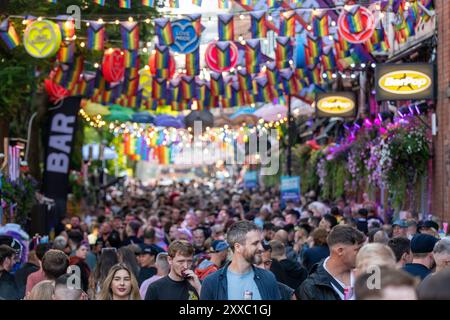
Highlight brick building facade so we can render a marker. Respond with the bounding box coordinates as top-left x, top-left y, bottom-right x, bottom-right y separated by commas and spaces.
433, 0, 450, 223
